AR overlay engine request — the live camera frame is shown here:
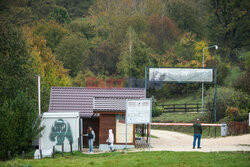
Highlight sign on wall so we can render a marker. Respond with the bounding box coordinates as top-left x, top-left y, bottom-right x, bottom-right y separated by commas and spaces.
116, 117, 133, 143
126, 99, 151, 124
41, 112, 80, 152
149, 68, 213, 82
